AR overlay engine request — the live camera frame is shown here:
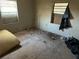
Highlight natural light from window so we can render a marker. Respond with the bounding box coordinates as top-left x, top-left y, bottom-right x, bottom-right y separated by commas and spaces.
0, 0, 18, 18
54, 3, 68, 14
